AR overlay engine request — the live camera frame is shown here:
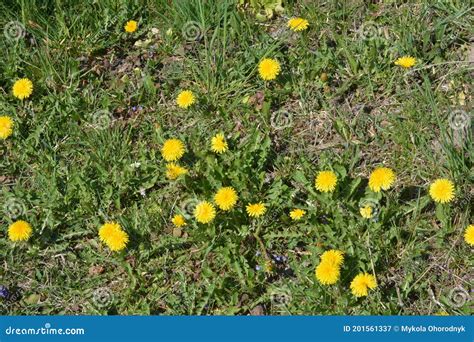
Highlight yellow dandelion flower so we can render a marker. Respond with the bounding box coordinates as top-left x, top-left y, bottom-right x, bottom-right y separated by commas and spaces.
246, 202, 266, 218
368, 167, 396, 192
315, 261, 340, 285
395, 56, 416, 69
211, 133, 228, 154
99, 222, 128, 252
176, 90, 195, 109
98, 222, 129, 252
258, 58, 281, 81
287, 17, 309, 32
165, 163, 188, 180
124, 20, 138, 33
360, 206, 373, 219
194, 201, 216, 224
12, 78, 33, 100
315, 170, 337, 193
214, 187, 238, 211
0, 116, 14, 140
289, 208, 306, 220
463, 224, 474, 246
320, 249, 344, 267
350, 273, 377, 297
8, 220, 32, 242
161, 138, 185, 162
429, 178, 455, 204
172, 214, 186, 228
435, 311, 449, 316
